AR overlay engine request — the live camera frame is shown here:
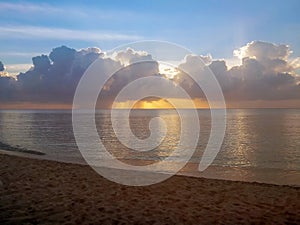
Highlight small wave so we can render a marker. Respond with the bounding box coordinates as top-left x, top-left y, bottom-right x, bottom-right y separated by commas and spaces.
0, 141, 45, 155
